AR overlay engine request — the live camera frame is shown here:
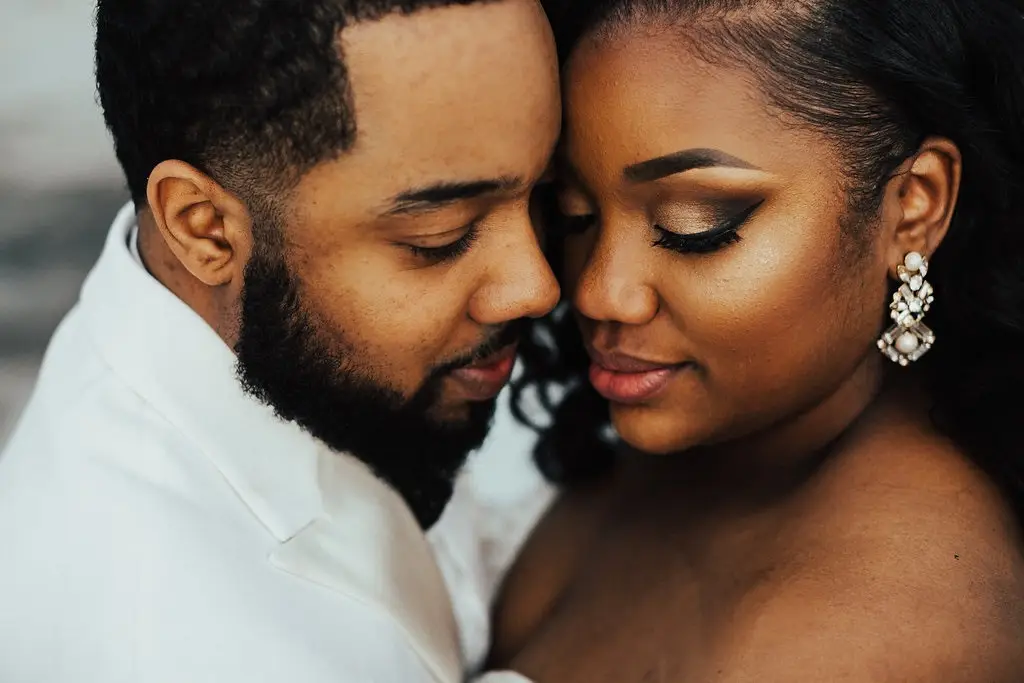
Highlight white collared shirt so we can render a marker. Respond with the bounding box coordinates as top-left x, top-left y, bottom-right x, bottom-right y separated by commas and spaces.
0, 202, 553, 682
